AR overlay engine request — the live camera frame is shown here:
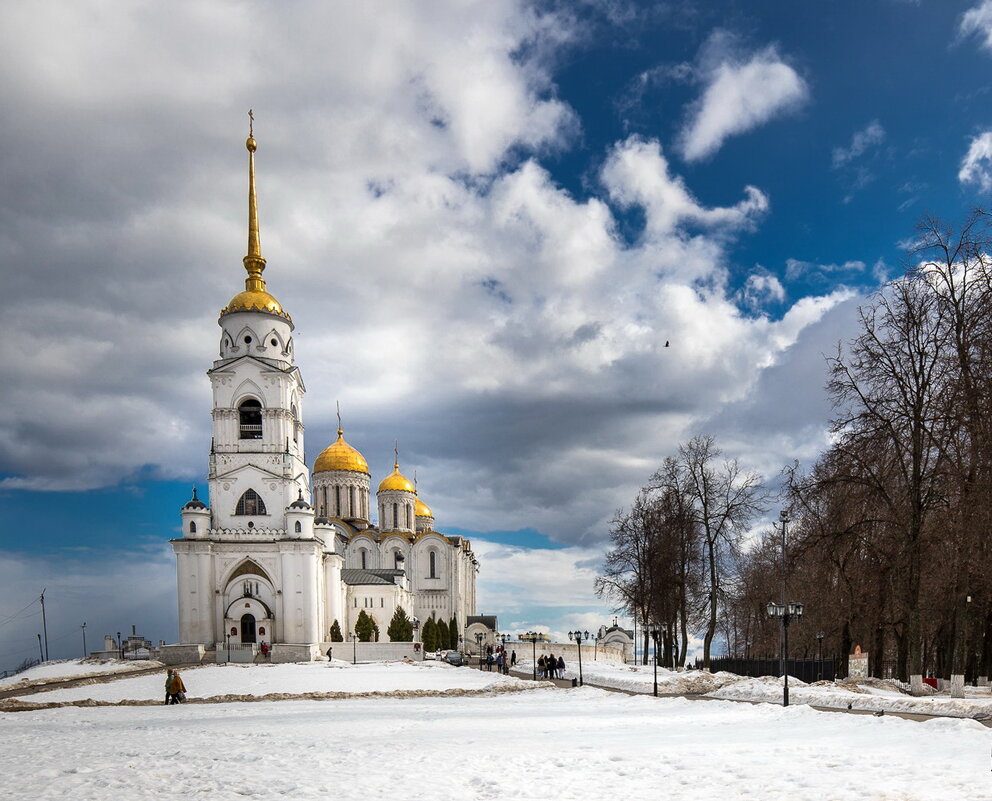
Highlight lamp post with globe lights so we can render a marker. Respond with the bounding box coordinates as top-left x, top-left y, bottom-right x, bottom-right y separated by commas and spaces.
648, 622, 668, 697
816, 631, 825, 681
568, 629, 589, 685
521, 632, 540, 681
766, 601, 804, 705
